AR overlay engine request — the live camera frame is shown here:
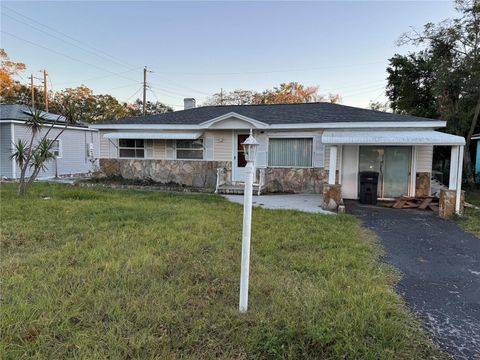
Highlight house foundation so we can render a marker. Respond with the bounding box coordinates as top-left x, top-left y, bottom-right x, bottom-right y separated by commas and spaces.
100, 159, 231, 189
